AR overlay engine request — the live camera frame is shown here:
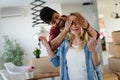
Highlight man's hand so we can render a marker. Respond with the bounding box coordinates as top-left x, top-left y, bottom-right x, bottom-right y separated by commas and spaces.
64, 18, 72, 32
78, 15, 89, 29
